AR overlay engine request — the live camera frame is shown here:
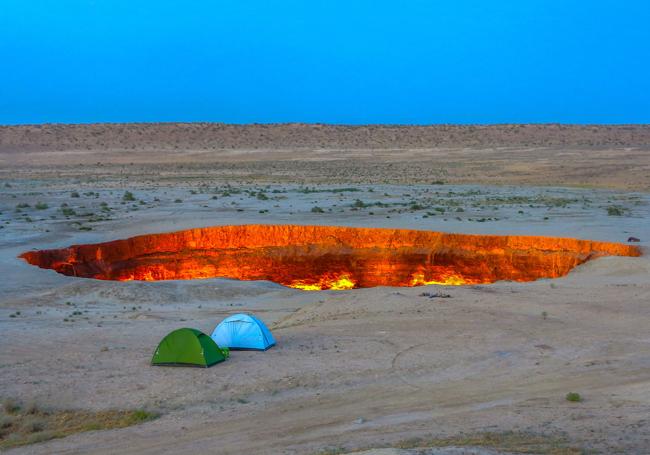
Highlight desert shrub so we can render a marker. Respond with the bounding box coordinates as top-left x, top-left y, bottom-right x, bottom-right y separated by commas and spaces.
606, 205, 626, 216
3, 398, 20, 414
23, 401, 38, 415
25, 431, 55, 444
35, 202, 48, 210
311, 206, 324, 213
0, 401, 159, 450
61, 207, 76, 217
70, 191, 80, 198
21, 417, 45, 433
122, 191, 136, 202
566, 392, 582, 402
127, 409, 157, 424
0, 415, 14, 429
